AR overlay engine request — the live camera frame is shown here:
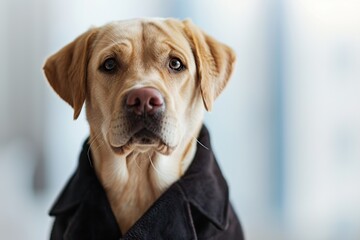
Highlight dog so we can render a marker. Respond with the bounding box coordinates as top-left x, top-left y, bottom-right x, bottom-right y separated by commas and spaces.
44, 18, 243, 240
